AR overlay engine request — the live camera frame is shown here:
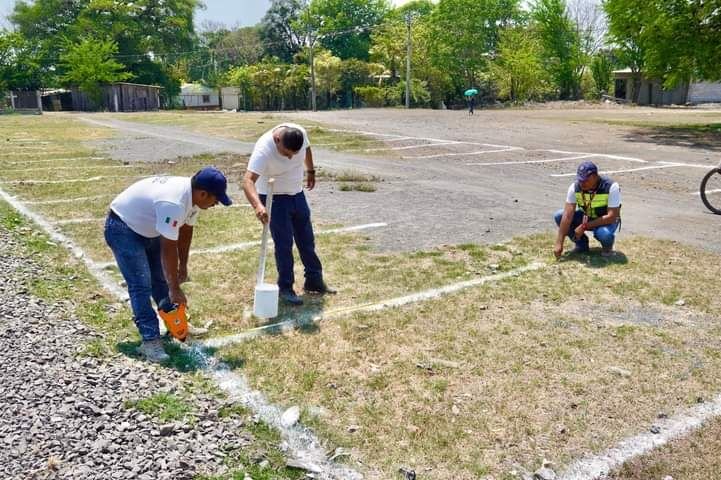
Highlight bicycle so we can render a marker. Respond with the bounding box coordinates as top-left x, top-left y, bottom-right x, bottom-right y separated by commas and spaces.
700, 161, 721, 214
